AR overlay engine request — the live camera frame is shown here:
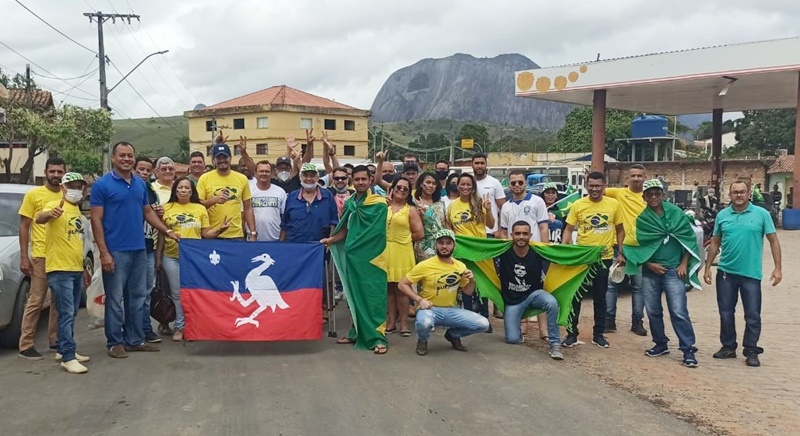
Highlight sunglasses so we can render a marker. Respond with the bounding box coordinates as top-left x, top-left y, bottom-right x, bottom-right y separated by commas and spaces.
394, 186, 410, 192
509, 181, 525, 186
333, 176, 348, 181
